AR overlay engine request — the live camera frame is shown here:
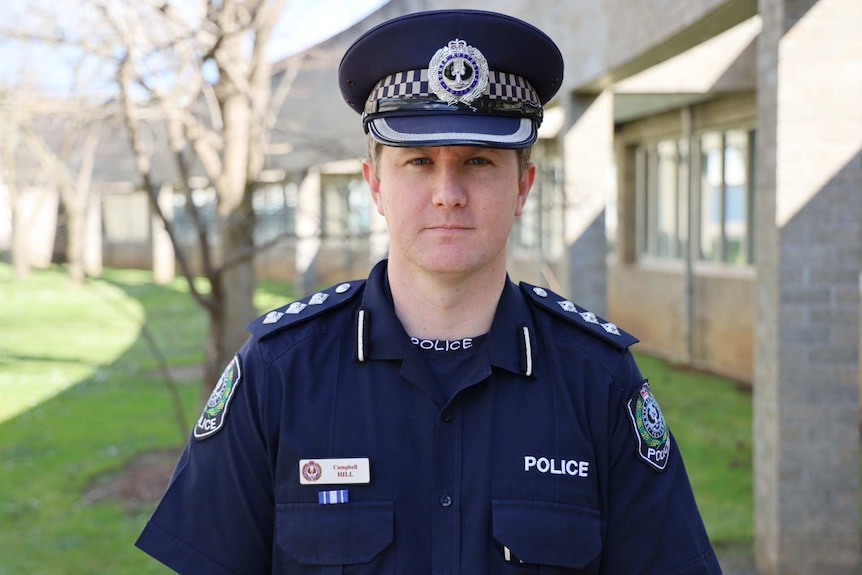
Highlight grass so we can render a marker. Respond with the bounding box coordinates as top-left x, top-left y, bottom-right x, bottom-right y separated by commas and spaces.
636, 354, 753, 545
0, 263, 292, 575
0, 262, 754, 573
